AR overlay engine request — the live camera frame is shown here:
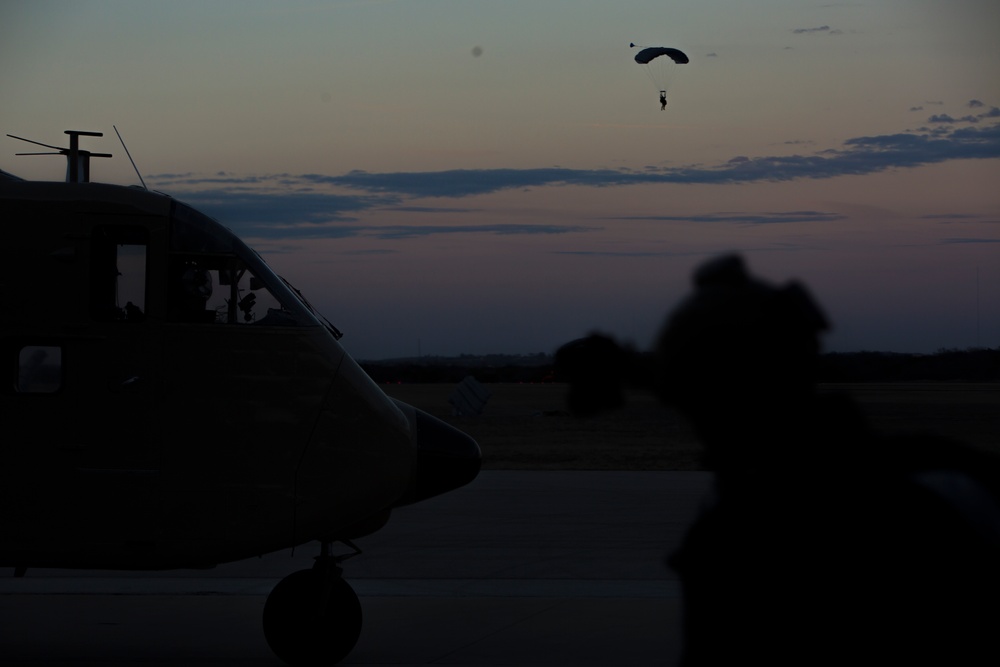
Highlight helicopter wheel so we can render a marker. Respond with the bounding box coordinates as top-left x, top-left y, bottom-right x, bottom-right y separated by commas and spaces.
262, 567, 363, 666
